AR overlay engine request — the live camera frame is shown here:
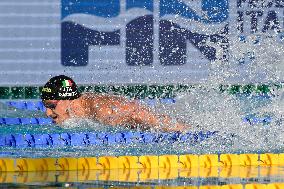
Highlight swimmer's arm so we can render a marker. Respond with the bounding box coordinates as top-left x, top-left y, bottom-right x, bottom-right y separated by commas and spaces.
129, 102, 188, 132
